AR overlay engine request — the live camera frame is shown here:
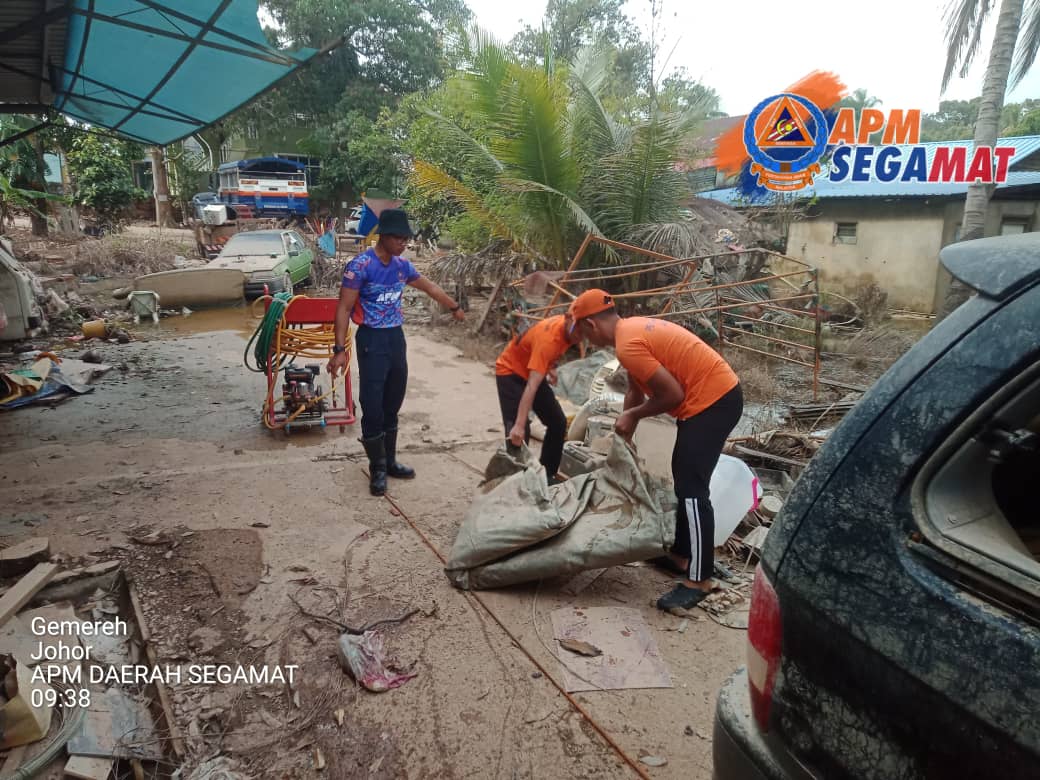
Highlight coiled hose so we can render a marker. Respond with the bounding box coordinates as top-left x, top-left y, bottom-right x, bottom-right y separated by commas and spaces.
244, 291, 293, 374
